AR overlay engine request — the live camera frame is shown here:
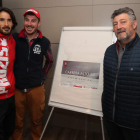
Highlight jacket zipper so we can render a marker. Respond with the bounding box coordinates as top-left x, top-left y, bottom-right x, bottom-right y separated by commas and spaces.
113, 69, 119, 121
6, 36, 10, 98
26, 39, 37, 81
113, 46, 125, 121
27, 42, 30, 74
